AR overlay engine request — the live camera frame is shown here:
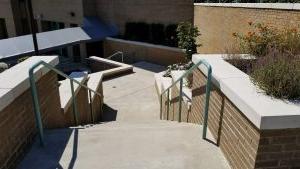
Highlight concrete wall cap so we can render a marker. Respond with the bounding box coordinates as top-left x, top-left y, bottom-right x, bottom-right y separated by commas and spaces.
194, 3, 300, 11
106, 37, 184, 53
0, 56, 59, 112
192, 54, 300, 130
